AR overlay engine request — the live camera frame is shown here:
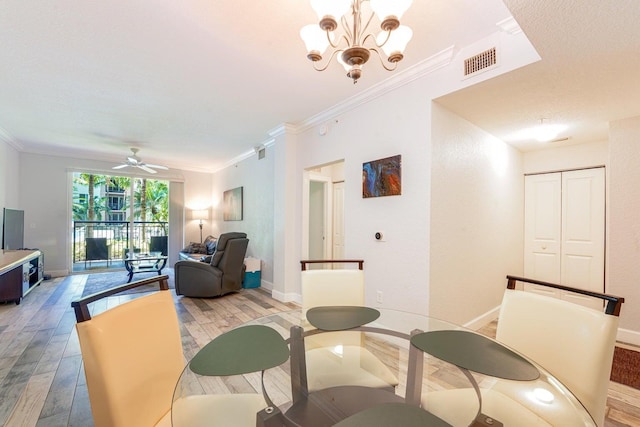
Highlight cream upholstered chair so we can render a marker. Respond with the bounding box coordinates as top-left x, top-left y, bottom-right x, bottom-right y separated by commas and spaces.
421, 275, 624, 427
300, 260, 399, 392
72, 275, 265, 427
494, 275, 624, 427
72, 276, 183, 427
